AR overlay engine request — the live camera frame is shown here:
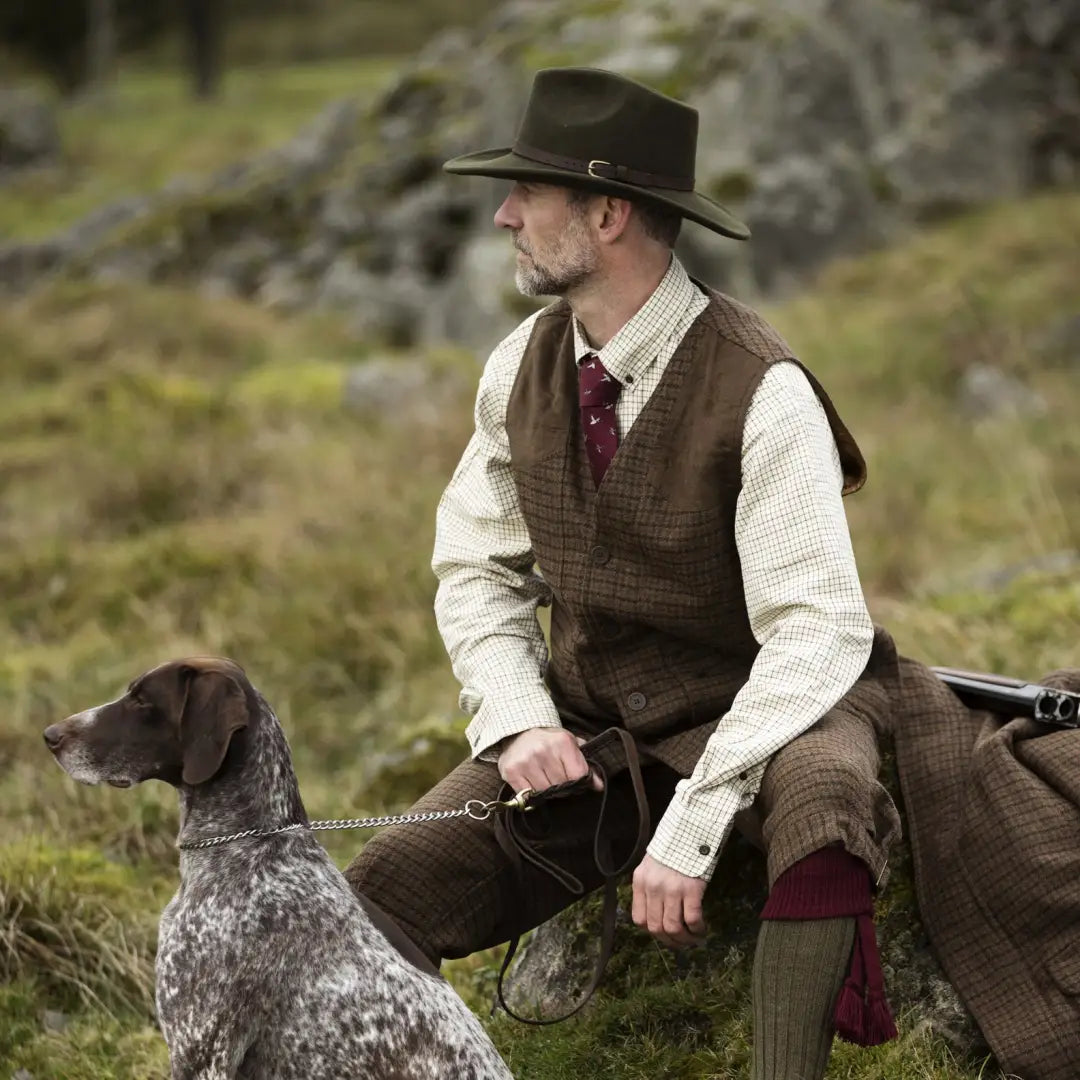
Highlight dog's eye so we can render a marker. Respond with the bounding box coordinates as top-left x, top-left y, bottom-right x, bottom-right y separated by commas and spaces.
129, 692, 153, 710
